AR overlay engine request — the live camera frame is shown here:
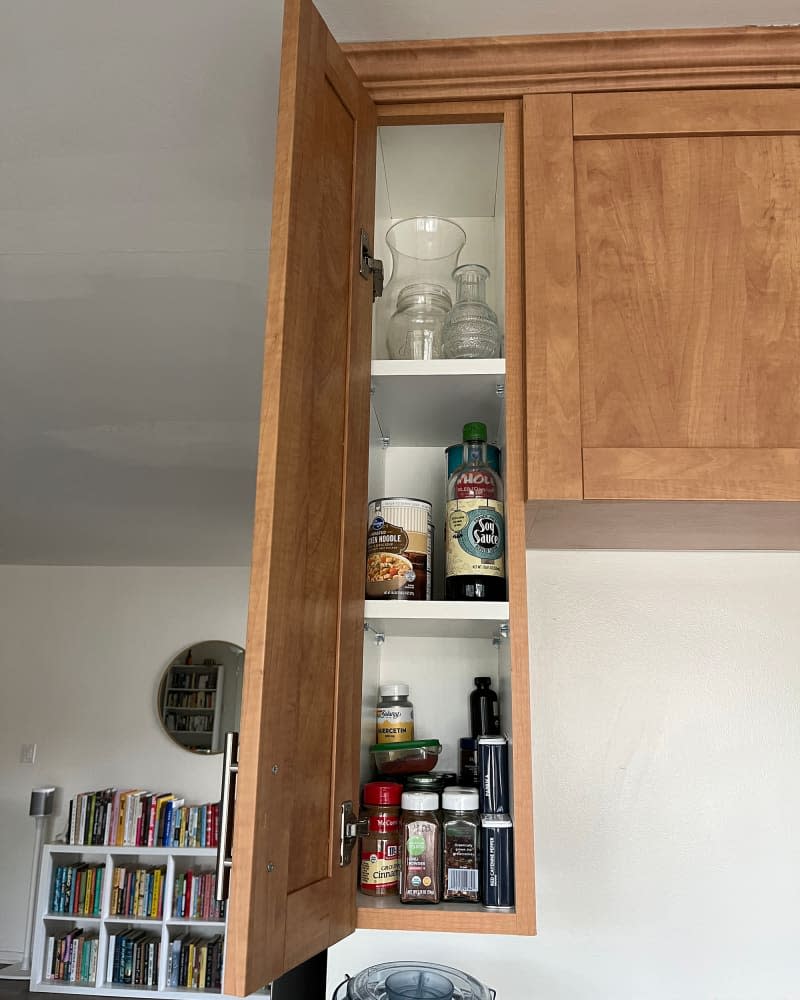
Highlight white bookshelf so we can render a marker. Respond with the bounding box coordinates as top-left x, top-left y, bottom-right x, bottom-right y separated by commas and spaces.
30, 845, 231, 1000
